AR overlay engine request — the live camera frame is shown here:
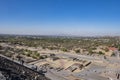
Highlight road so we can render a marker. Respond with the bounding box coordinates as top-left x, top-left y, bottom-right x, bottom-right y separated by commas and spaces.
56, 53, 103, 62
